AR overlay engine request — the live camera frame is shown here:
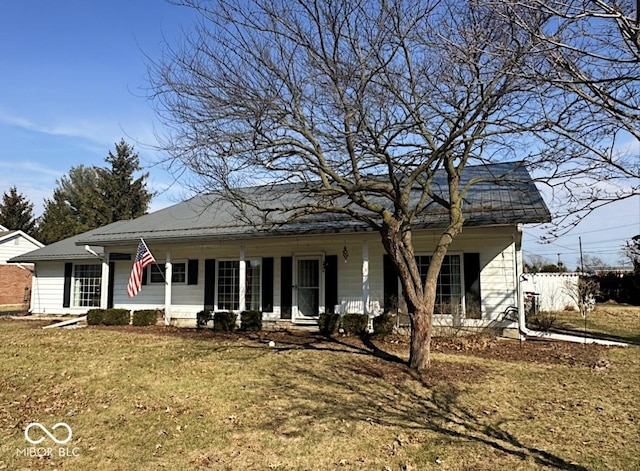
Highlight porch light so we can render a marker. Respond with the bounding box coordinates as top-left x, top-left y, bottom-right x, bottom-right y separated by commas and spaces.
342, 245, 349, 263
